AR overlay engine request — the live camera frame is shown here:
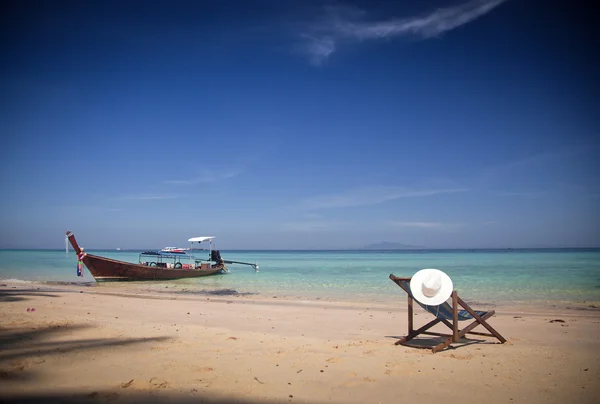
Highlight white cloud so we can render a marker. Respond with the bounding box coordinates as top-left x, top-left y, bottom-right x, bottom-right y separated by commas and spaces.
302, 34, 336, 66
298, 186, 468, 210
301, 0, 507, 64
